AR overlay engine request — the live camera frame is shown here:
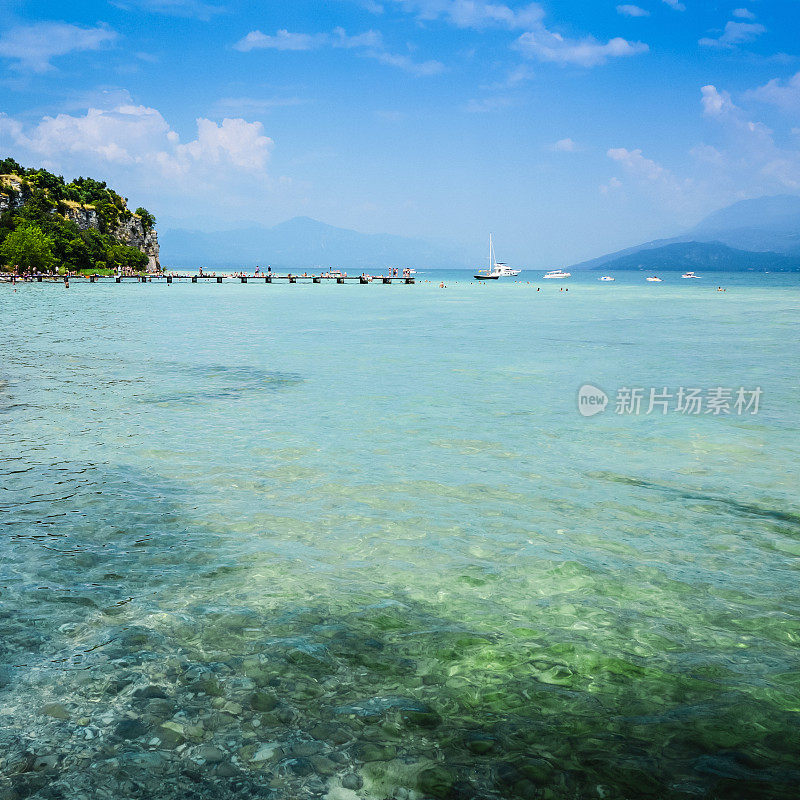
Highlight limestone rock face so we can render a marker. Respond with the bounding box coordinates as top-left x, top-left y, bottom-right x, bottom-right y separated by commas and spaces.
0, 175, 160, 271
113, 215, 160, 272
0, 176, 25, 214
63, 205, 100, 231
